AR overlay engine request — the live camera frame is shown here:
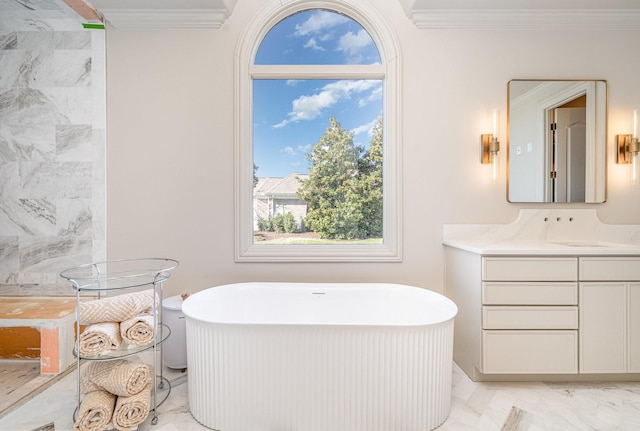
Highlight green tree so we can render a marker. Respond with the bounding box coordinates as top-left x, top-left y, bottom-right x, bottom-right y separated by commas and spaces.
298, 116, 382, 240
253, 163, 259, 188
357, 116, 383, 237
